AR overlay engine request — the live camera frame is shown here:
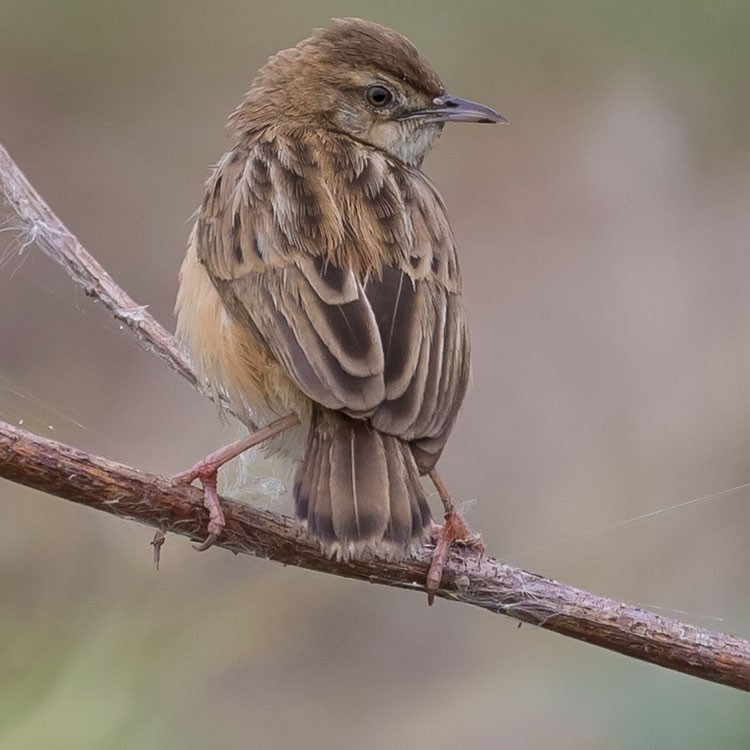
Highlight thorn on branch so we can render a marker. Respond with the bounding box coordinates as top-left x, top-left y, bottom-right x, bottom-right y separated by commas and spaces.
151, 529, 166, 570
